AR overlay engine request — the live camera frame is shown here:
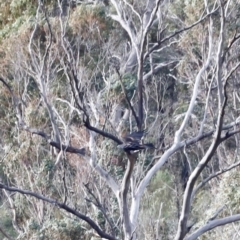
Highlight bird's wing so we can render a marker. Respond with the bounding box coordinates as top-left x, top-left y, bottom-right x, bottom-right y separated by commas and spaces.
124, 130, 145, 143
120, 142, 145, 151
